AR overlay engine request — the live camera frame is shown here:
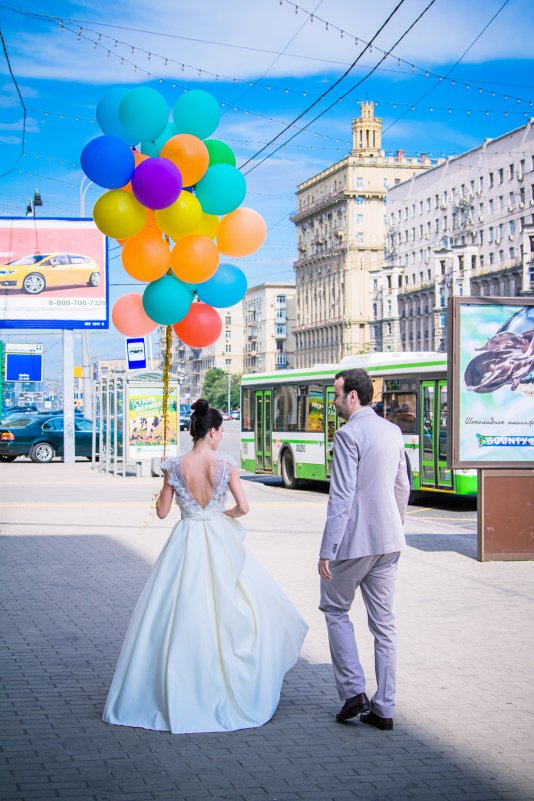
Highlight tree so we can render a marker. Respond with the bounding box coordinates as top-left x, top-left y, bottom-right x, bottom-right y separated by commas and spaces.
202, 368, 242, 411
